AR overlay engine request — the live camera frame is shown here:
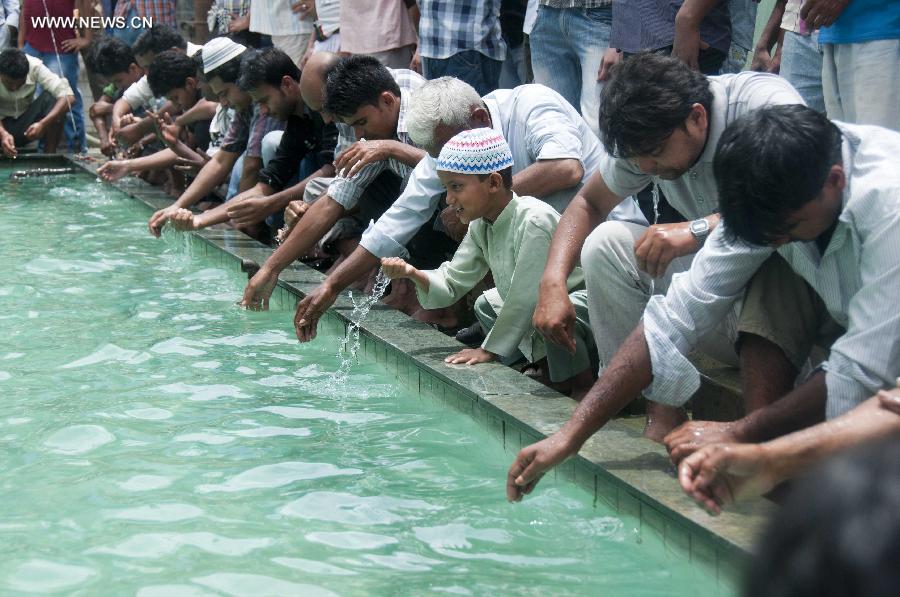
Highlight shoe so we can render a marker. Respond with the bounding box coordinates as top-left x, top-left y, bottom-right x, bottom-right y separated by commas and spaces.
455, 322, 485, 347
